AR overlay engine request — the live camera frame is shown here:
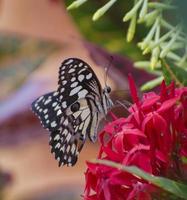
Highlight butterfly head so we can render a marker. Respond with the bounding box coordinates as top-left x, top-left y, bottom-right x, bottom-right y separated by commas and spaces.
102, 85, 113, 115
104, 86, 111, 94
